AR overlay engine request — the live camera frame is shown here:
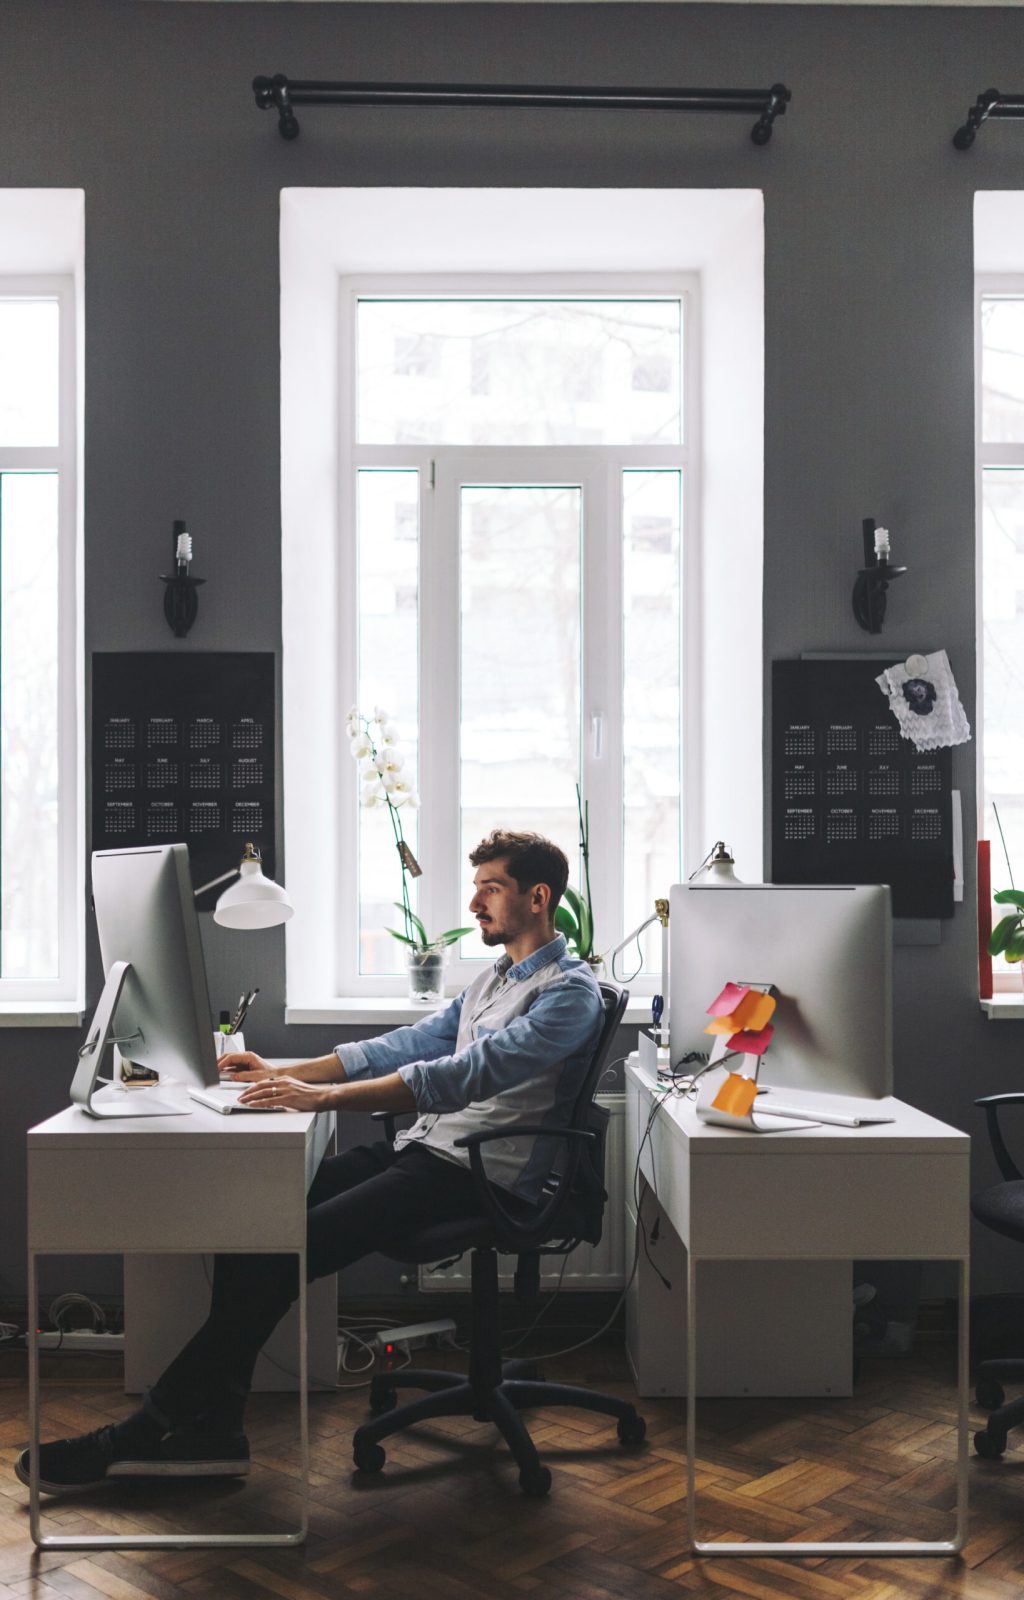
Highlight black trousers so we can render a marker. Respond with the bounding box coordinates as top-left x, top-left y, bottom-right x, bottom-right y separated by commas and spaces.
149, 1141, 480, 1429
